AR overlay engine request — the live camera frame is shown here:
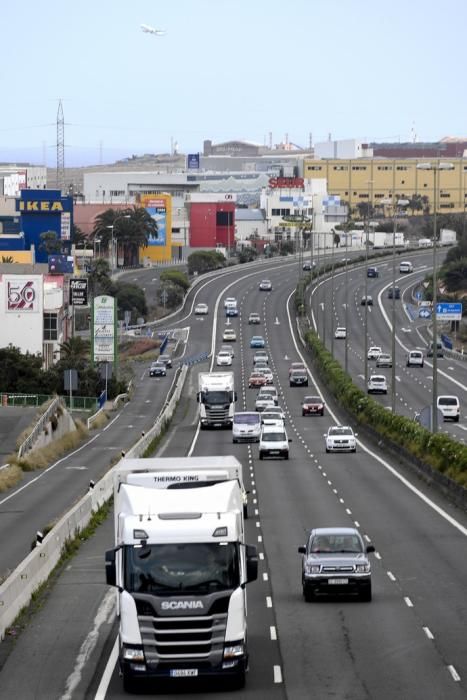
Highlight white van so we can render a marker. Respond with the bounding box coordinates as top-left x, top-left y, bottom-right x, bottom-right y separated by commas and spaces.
232, 411, 262, 443
259, 424, 291, 460
437, 396, 460, 422
399, 261, 413, 273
